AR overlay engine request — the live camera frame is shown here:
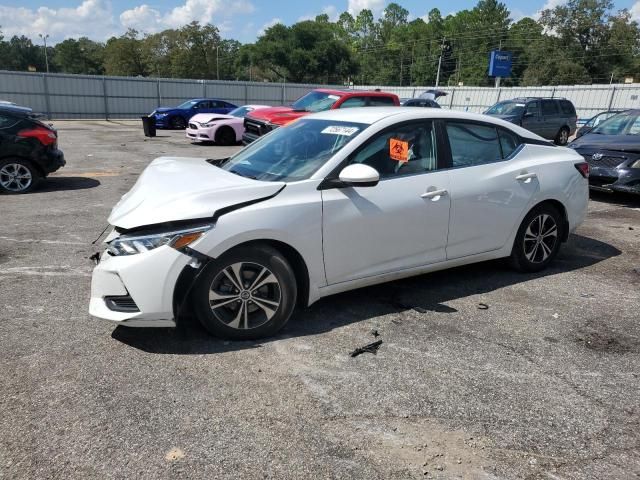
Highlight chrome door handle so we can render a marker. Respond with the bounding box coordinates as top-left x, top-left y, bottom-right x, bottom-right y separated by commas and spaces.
515, 172, 537, 181
421, 188, 448, 199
